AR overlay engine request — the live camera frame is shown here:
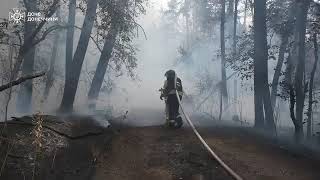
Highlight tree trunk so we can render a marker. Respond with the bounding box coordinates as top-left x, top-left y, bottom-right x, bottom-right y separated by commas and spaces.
16, 0, 37, 113
4, 43, 14, 129
218, 91, 223, 121
227, 0, 234, 21
43, 33, 59, 99
263, 81, 276, 132
87, 21, 118, 108
292, 0, 310, 143
232, 0, 238, 57
271, 35, 288, 108
249, 0, 254, 19
65, 0, 76, 88
60, 0, 98, 112
219, 0, 227, 121
10, 0, 59, 83
253, 0, 276, 133
285, 52, 301, 140
185, 0, 191, 49
226, 0, 234, 47
254, 89, 264, 128
288, 83, 303, 142
231, 0, 238, 117
233, 79, 238, 114
307, 33, 318, 139
220, 0, 227, 97
271, 2, 296, 108
253, 0, 265, 128
43, 9, 61, 99
244, 0, 248, 31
